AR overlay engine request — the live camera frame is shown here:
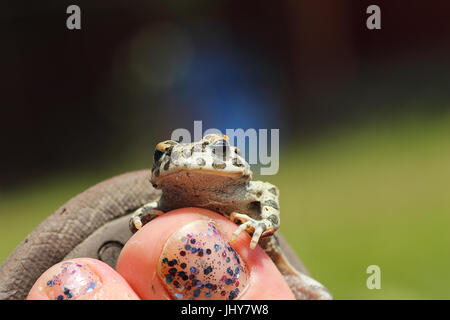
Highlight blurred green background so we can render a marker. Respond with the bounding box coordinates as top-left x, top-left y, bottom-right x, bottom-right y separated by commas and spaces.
1, 112, 449, 299
1, 0, 450, 299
